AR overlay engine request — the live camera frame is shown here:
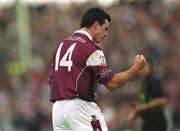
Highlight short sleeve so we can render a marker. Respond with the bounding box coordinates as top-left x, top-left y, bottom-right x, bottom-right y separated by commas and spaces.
86, 50, 114, 84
